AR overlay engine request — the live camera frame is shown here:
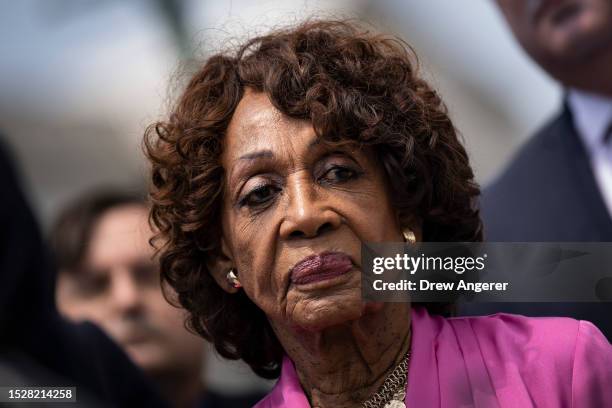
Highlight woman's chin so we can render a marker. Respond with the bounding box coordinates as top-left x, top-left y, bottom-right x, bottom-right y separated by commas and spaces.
287, 293, 364, 332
